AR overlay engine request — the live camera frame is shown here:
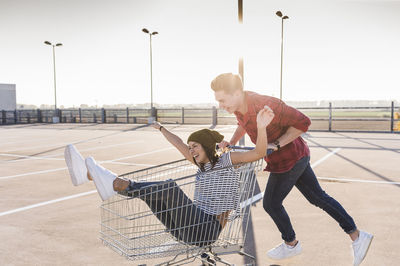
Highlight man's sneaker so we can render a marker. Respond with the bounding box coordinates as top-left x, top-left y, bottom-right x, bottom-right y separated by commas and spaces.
64, 144, 89, 186
267, 241, 302, 260
352, 231, 373, 266
85, 157, 117, 201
